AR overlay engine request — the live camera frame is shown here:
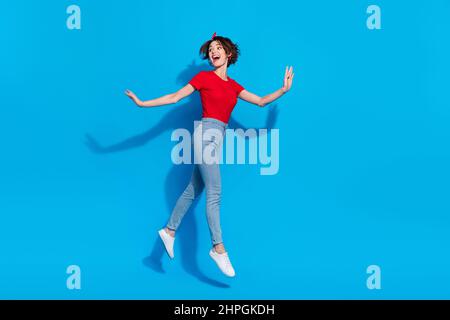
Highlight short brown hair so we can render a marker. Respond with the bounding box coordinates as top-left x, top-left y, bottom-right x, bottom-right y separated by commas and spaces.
199, 35, 240, 67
